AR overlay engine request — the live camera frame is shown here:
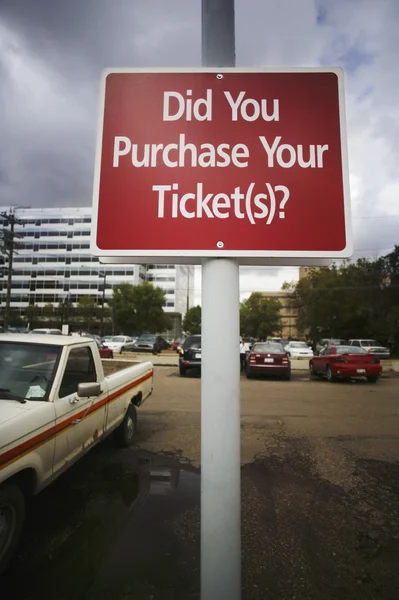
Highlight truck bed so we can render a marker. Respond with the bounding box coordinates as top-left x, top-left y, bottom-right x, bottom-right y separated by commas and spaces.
101, 358, 141, 377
